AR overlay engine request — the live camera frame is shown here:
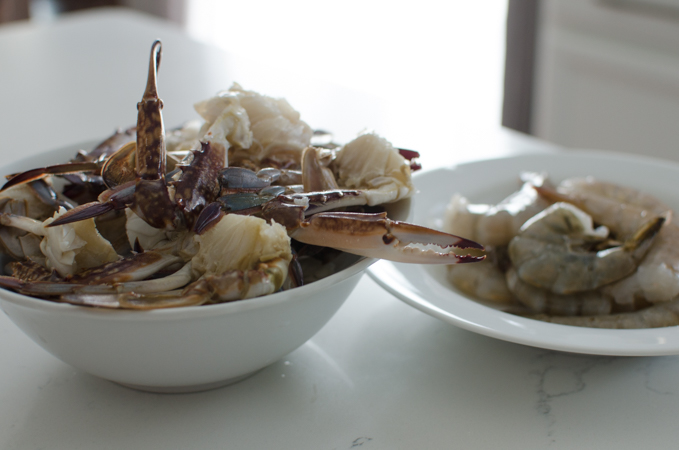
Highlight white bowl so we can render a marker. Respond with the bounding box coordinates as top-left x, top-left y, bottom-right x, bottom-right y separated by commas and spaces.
0, 255, 371, 393
0, 143, 397, 393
